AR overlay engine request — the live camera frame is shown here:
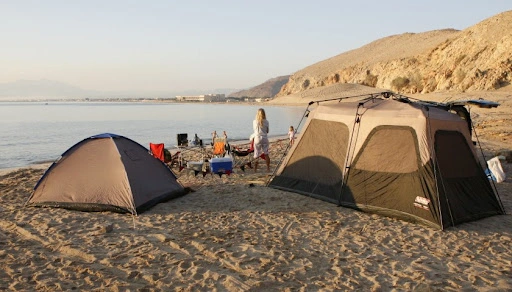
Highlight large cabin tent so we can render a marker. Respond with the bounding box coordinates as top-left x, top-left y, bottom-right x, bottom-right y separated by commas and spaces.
269, 93, 505, 229
26, 133, 185, 214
